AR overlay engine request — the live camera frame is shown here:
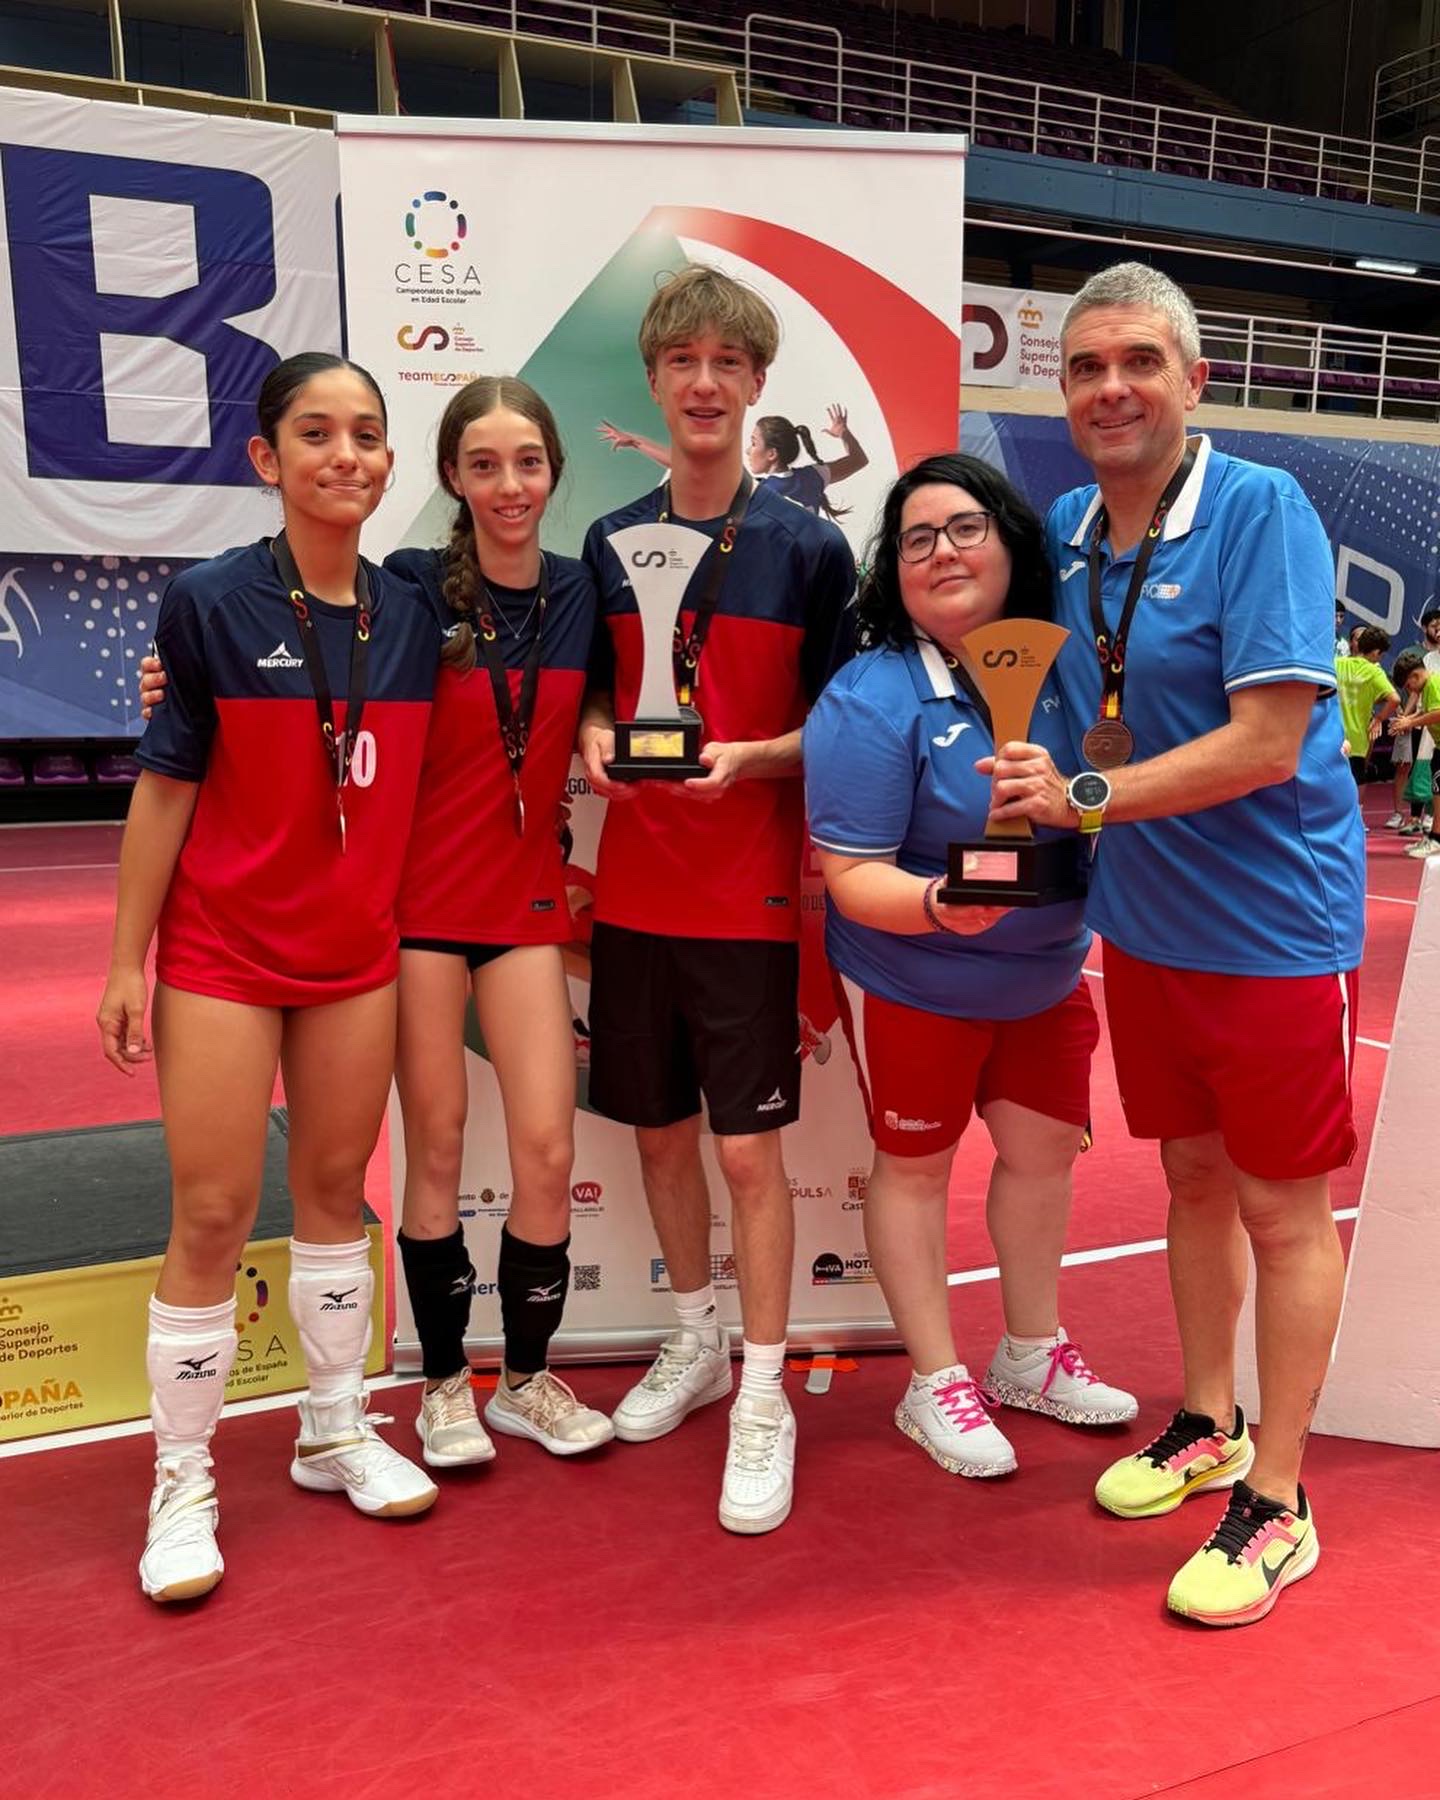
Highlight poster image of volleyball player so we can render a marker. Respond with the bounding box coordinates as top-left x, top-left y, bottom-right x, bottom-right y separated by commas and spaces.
596, 401, 869, 521
100, 354, 442, 1606
384, 378, 615, 1467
